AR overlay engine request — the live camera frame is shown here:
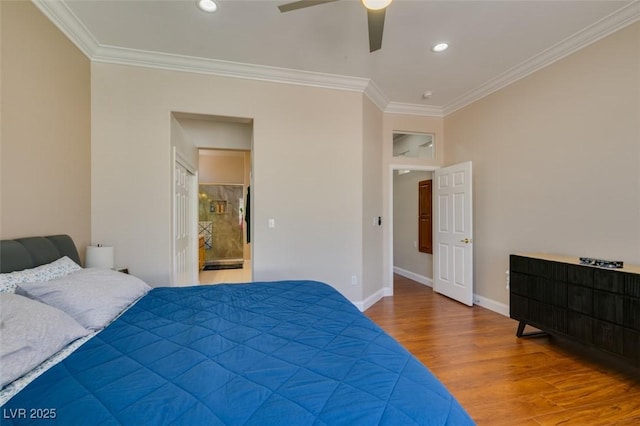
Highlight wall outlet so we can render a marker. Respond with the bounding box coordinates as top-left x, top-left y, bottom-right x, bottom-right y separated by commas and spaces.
351, 275, 358, 286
